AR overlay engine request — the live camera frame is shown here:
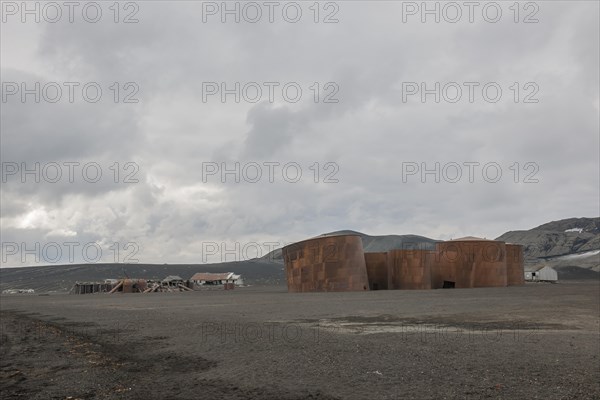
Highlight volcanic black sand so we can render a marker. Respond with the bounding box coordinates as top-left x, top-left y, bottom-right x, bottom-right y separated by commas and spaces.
1, 282, 599, 399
